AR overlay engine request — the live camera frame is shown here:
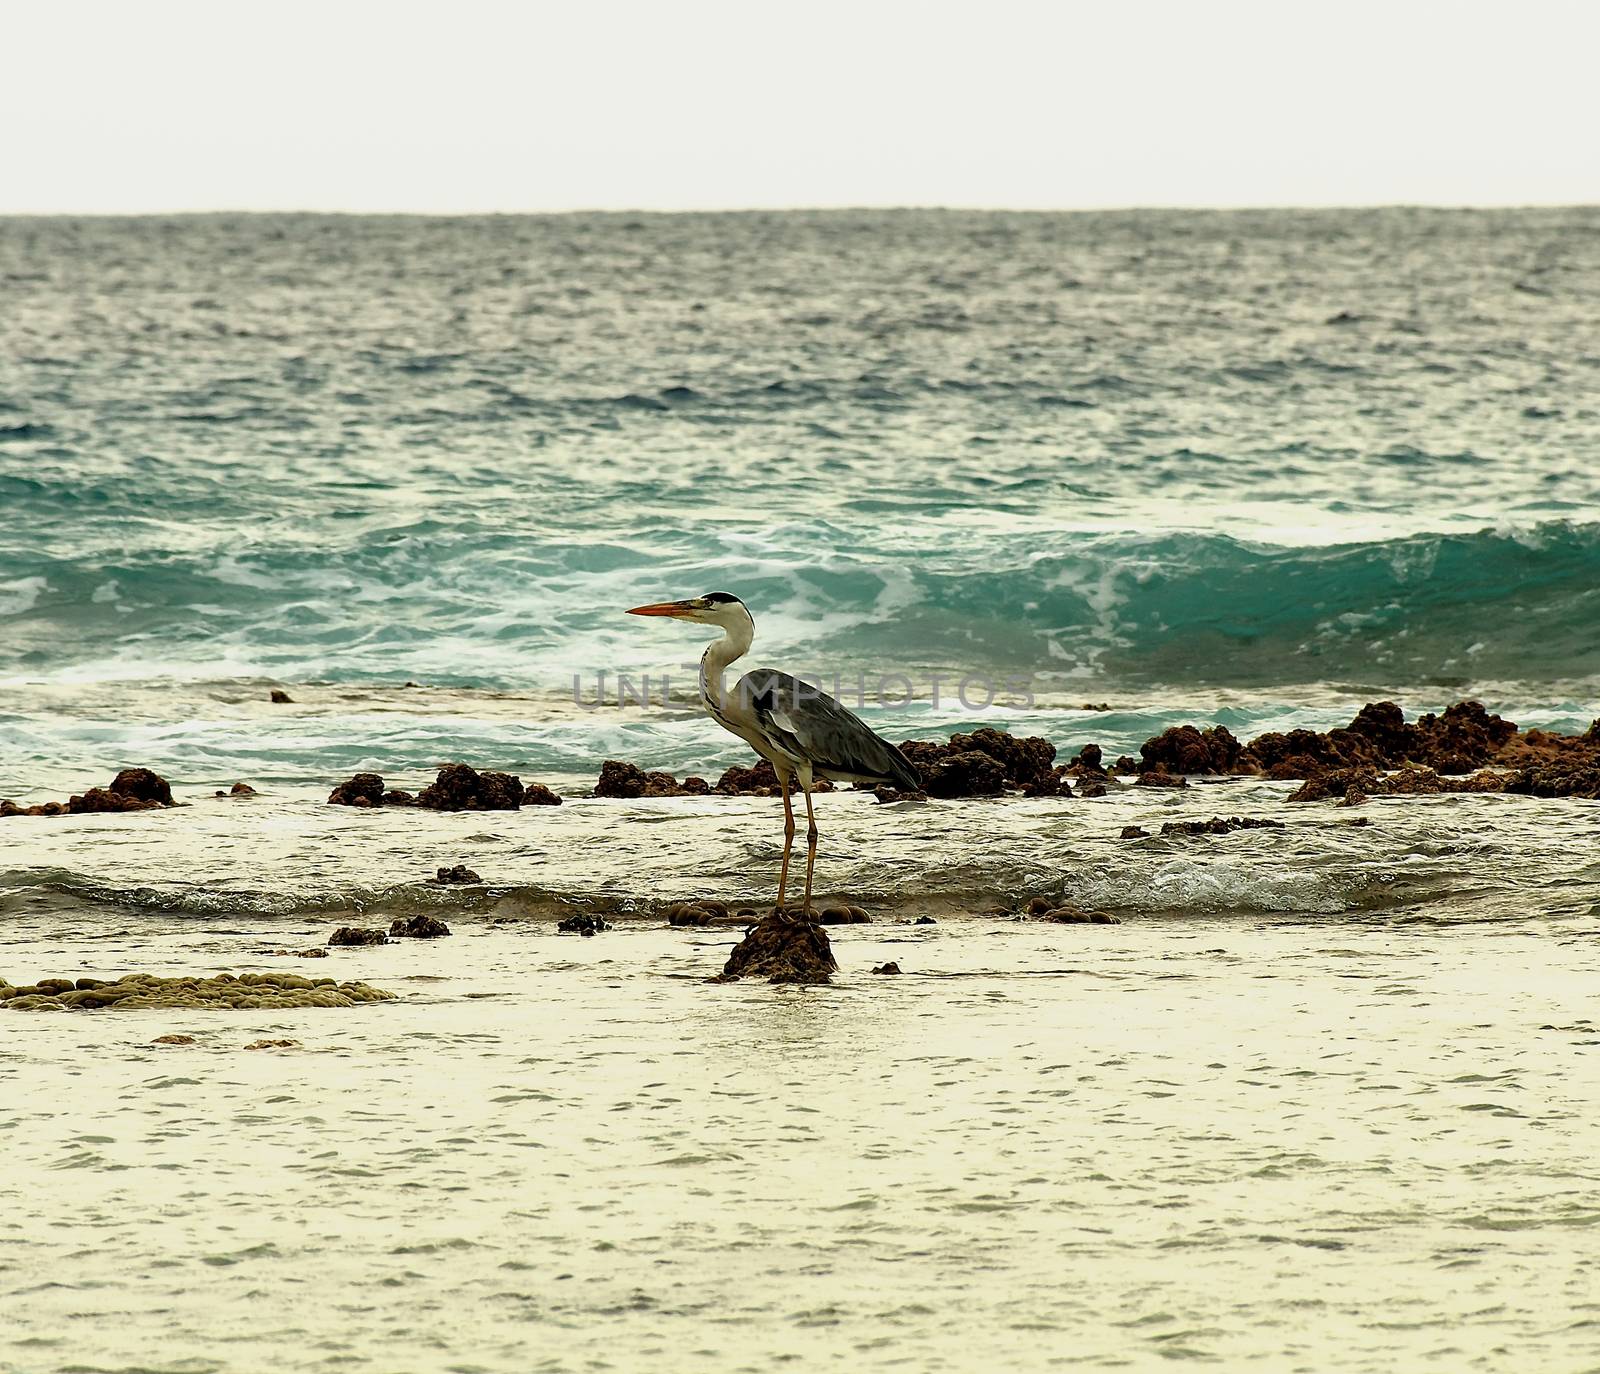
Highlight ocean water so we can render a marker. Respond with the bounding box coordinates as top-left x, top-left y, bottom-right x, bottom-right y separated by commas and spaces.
2, 209, 1600, 1372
